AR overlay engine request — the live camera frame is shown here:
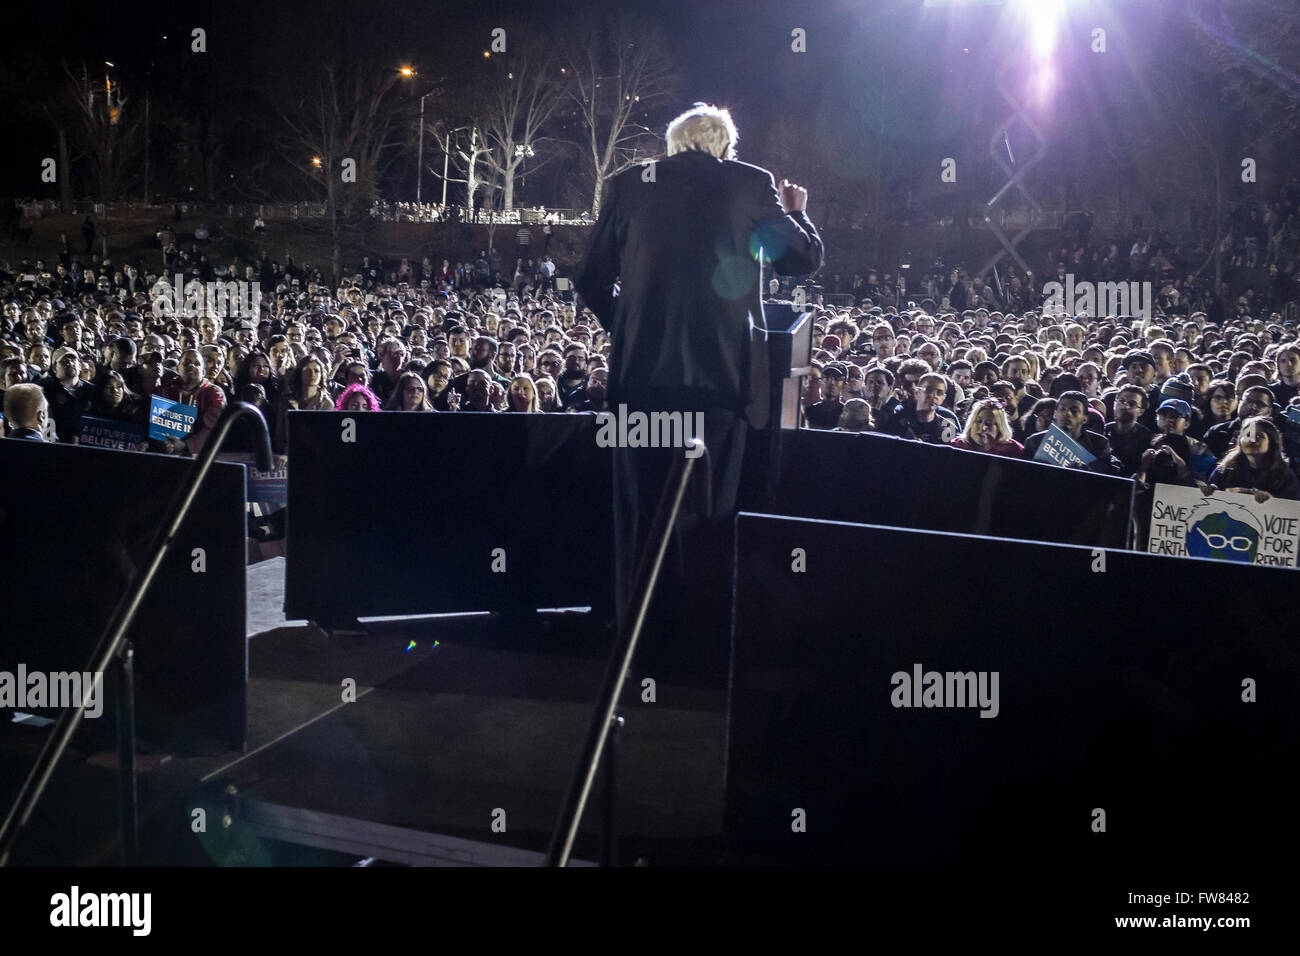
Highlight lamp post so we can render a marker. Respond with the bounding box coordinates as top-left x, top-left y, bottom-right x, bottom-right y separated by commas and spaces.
398, 66, 431, 204
417, 91, 427, 204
